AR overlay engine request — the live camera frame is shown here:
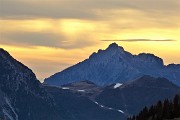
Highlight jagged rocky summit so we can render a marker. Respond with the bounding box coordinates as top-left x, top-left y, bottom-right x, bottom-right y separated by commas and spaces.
44, 43, 180, 86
